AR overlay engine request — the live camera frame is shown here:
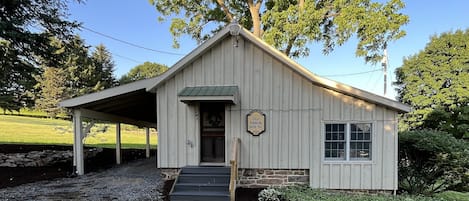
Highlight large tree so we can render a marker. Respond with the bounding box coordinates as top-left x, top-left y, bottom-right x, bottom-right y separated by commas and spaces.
150, 0, 408, 62
0, 0, 79, 111
90, 44, 117, 90
35, 66, 68, 118
0, 40, 37, 111
62, 36, 96, 96
119, 62, 168, 84
394, 29, 469, 137
35, 37, 118, 117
